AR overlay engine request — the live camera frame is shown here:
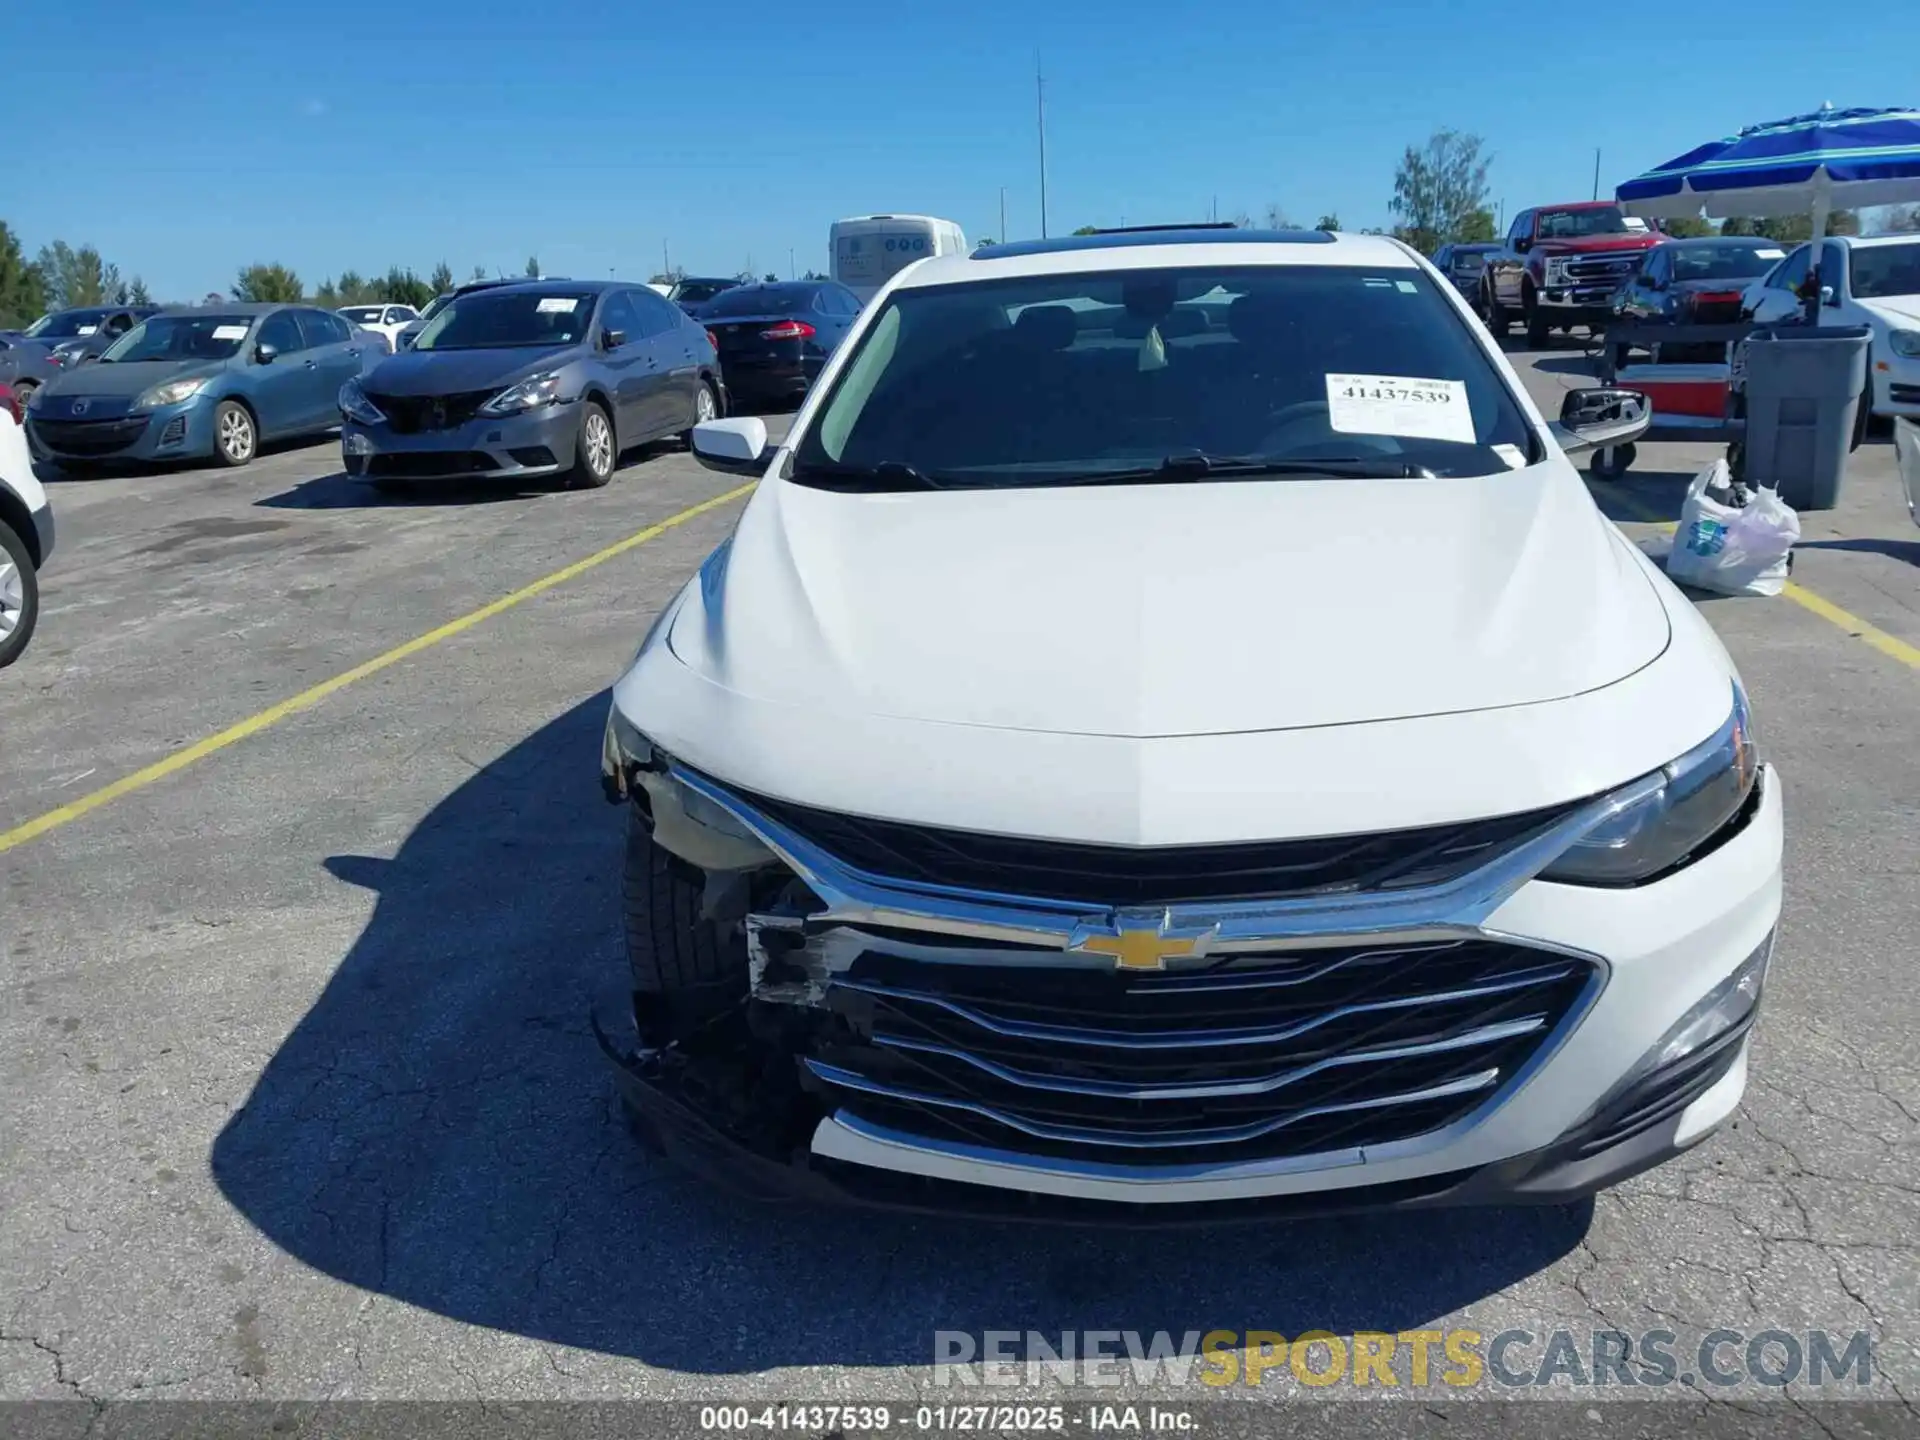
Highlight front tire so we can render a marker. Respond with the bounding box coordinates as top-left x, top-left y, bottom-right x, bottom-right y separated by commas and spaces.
567, 401, 616, 489
212, 400, 257, 468
1482, 283, 1510, 337
0, 519, 40, 669
1523, 285, 1550, 347
621, 807, 746, 1046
